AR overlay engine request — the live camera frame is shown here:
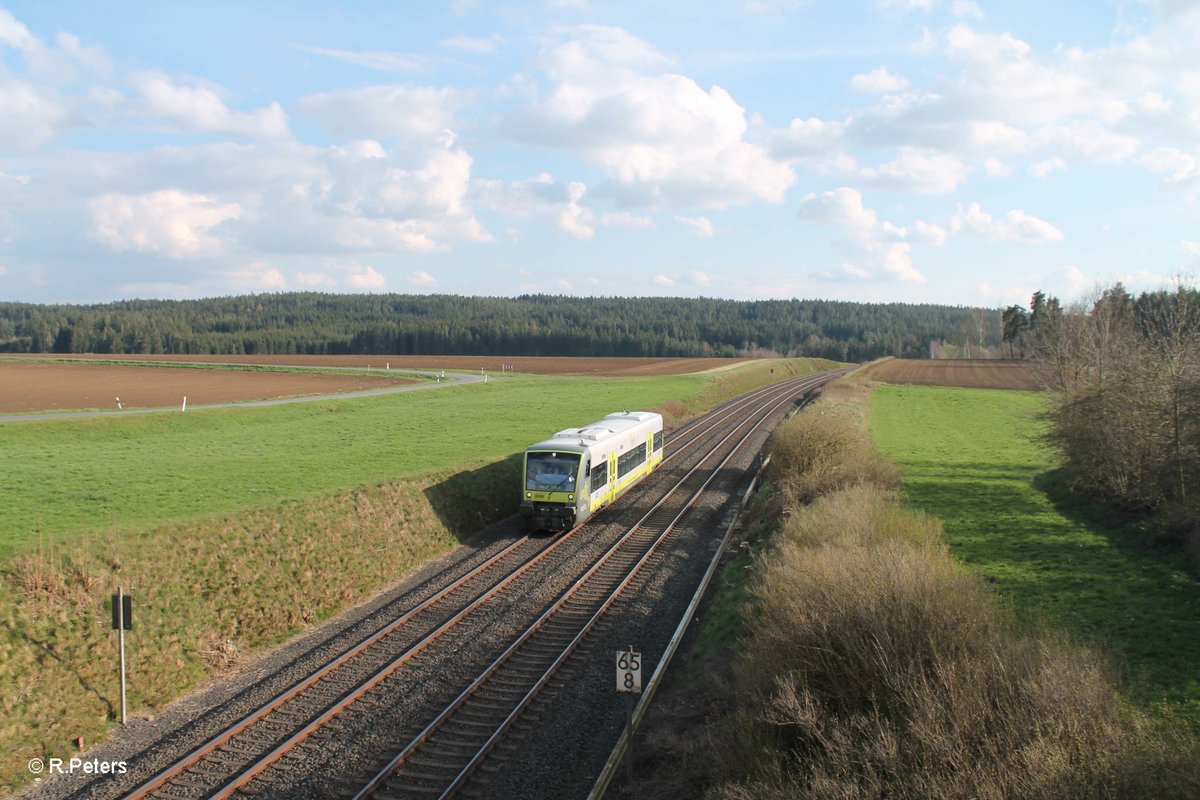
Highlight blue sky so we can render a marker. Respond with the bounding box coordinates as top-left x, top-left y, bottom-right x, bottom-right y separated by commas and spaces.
0, 1, 1197, 307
